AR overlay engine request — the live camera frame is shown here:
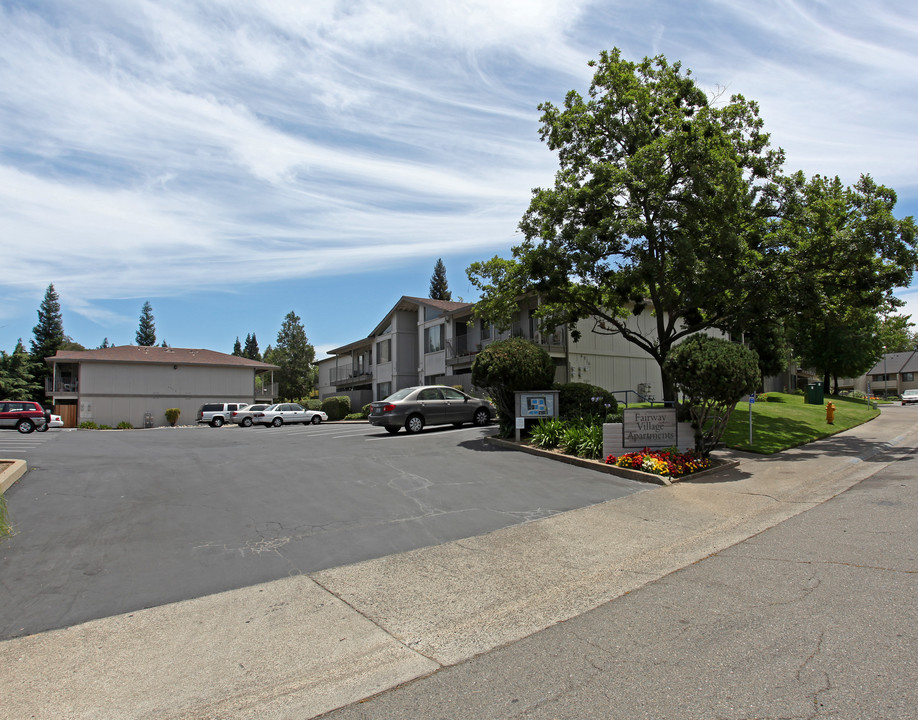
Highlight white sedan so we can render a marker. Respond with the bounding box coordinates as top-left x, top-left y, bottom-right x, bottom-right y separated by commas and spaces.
252, 403, 328, 427
37, 414, 63, 432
